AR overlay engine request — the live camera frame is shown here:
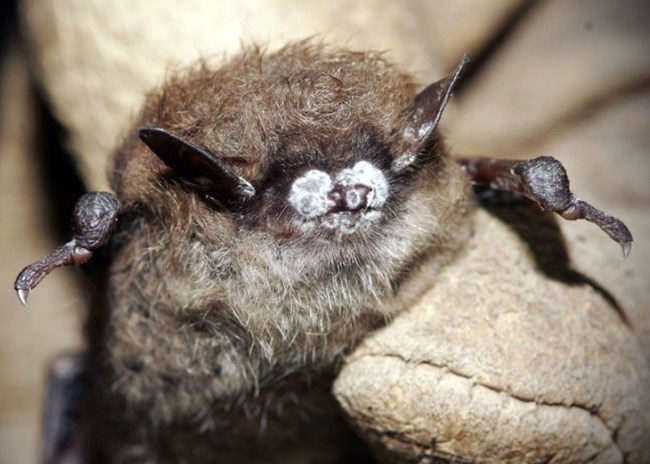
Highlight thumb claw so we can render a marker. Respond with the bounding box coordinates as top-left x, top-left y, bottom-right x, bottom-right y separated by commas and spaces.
622, 240, 632, 259
17, 288, 30, 307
